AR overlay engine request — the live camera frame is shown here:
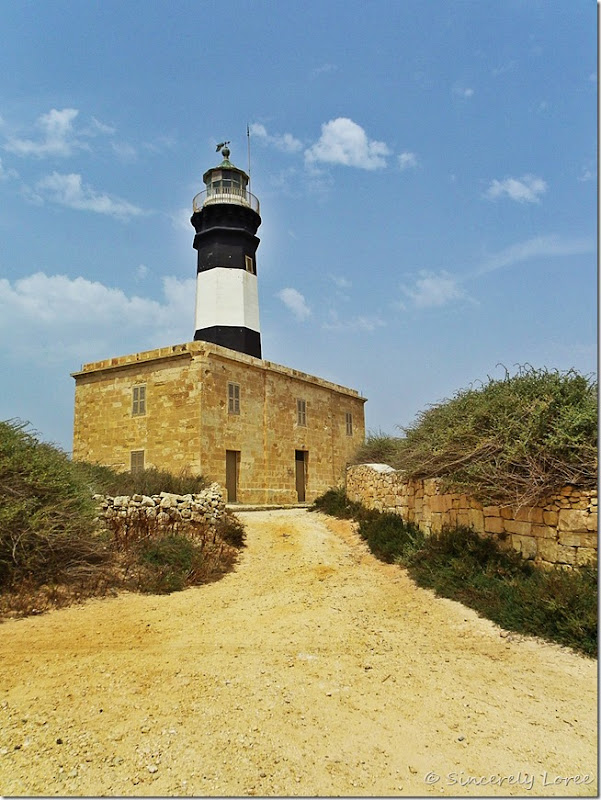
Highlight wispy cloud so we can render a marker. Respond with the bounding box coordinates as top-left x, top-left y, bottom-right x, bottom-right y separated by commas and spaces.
249, 123, 303, 154
0, 272, 195, 363
400, 270, 466, 309
322, 309, 385, 332
277, 287, 311, 320
4, 108, 84, 158
485, 174, 547, 204
398, 152, 418, 171
311, 63, 338, 78
474, 234, 594, 277
0, 157, 18, 181
305, 118, 390, 170
329, 274, 352, 289
34, 172, 143, 220
452, 85, 474, 99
